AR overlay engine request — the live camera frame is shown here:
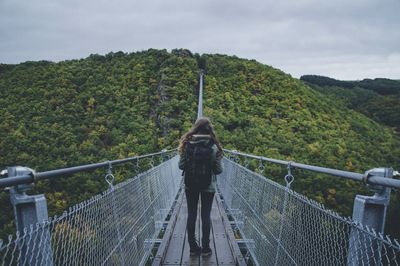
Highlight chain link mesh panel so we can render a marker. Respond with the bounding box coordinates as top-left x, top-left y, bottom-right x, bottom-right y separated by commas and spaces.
0, 155, 182, 266
218, 158, 400, 266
